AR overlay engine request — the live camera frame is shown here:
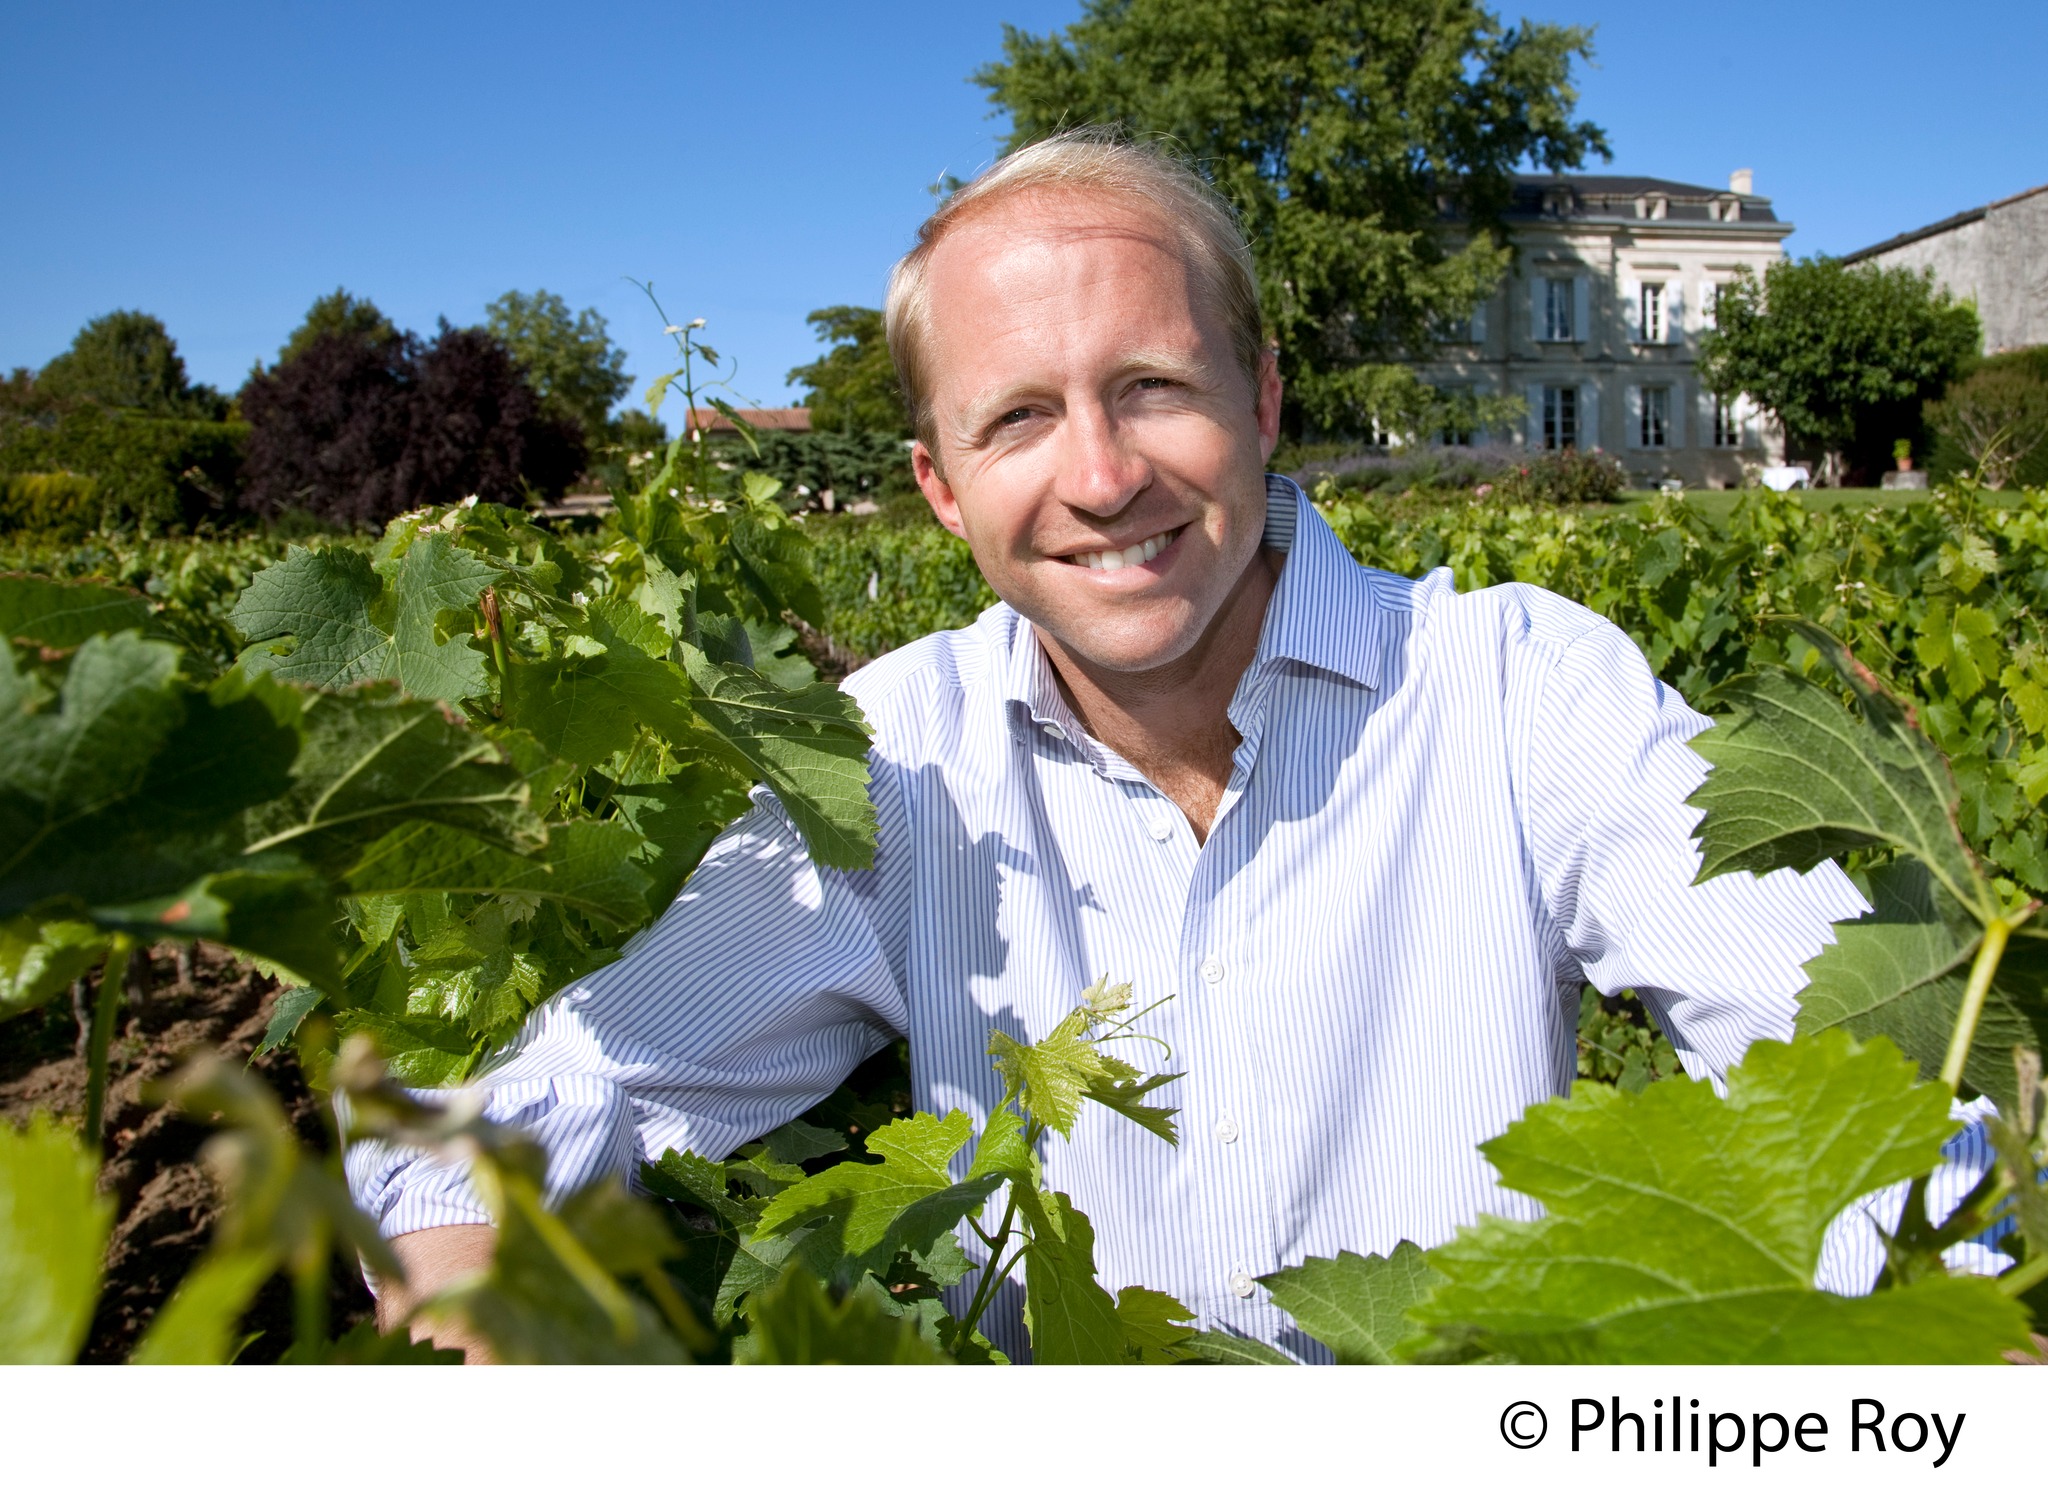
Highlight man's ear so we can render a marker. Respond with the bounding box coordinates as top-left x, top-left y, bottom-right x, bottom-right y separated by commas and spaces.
912, 441, 968, 539
1255, 350, 1284, 465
